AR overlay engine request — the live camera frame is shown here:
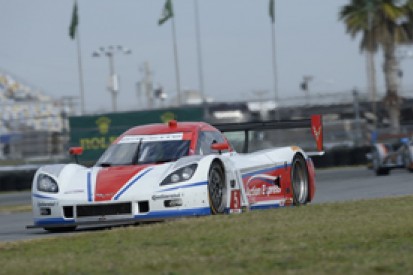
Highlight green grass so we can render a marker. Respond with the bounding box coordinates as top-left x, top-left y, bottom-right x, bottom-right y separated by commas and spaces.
1, 196, 413, 274
0, 204, 31, 214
